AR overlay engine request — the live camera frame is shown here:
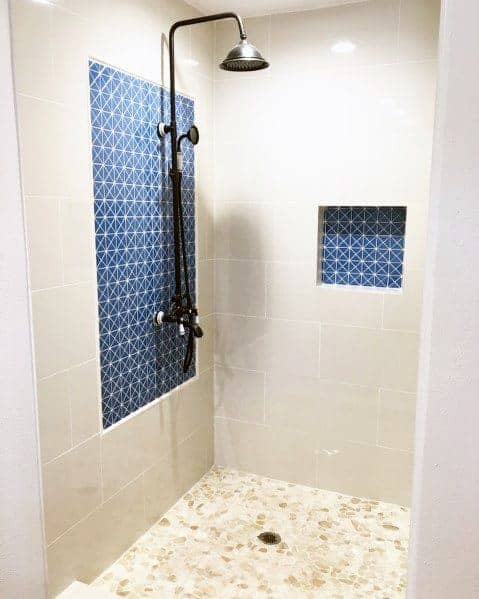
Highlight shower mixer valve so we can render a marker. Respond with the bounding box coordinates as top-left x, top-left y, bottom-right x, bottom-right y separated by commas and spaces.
153, 10, 268, 374
154, 121, 202, 371
153, 305, 203, 340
